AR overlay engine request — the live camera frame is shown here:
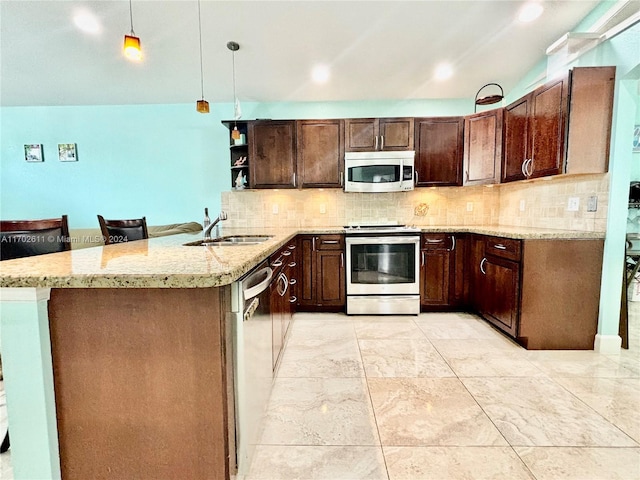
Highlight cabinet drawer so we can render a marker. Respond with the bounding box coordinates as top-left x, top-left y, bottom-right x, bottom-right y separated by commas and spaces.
484, 236, 521, 262
316, 234, 344, 250
422, 233, 454, 250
